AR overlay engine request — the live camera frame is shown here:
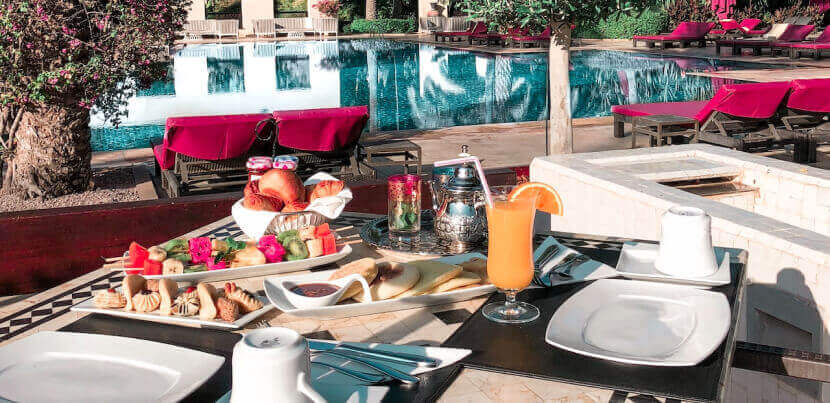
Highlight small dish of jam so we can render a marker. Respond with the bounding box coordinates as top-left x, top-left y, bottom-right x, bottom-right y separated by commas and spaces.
290, 283, 340, 298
